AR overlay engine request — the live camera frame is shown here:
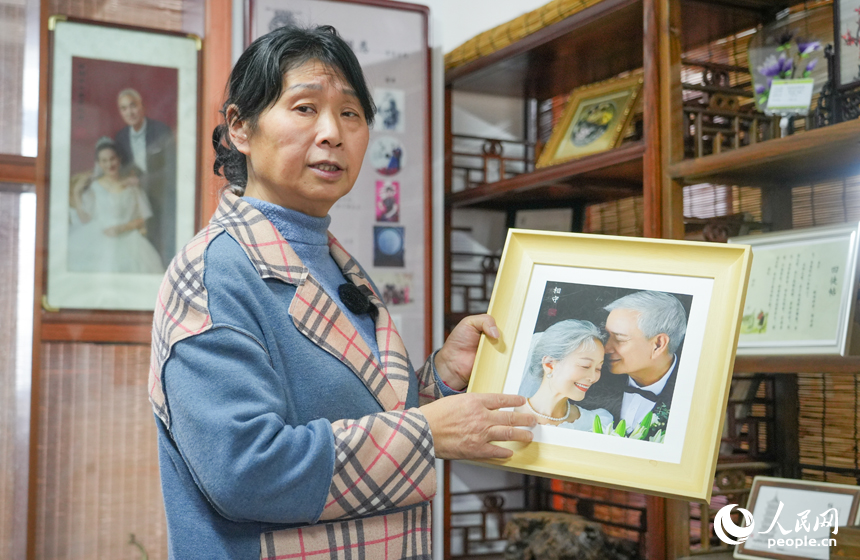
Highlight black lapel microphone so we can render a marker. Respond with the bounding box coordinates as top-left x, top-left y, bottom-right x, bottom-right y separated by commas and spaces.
338, 283, 379, 321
